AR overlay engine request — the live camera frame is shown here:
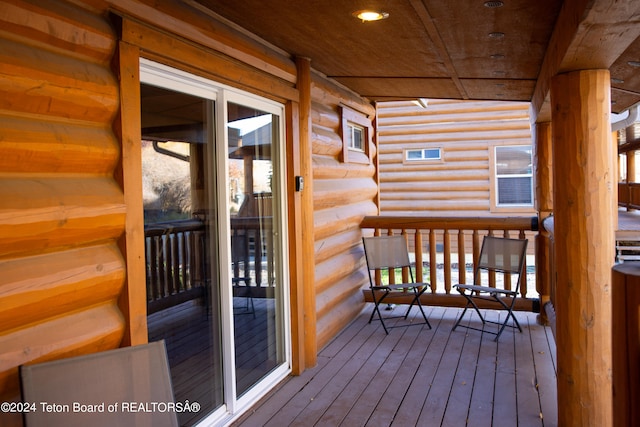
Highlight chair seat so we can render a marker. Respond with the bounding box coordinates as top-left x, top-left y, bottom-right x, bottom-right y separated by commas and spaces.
455, 283, 517, 296
374, 282, 429, 292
